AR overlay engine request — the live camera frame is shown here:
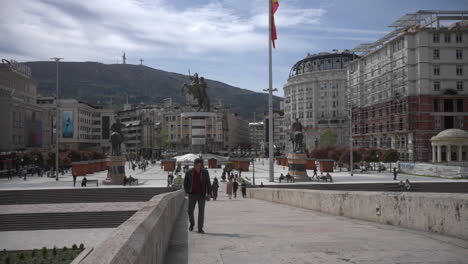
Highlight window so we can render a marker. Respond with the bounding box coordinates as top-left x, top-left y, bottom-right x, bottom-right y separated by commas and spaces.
434, 99, 439, 112
444, 99, 454, 112
433, 49, 440, 59
433, 65, 440, 75
457, 81, 464, 91
433, 33, 439, 43
456, 65, 463, 76
456, 33, 463, 43
434, 80, 440, 91
457, 99, 464, 112
456, 49, 463, 60
444, 33, 451, 43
